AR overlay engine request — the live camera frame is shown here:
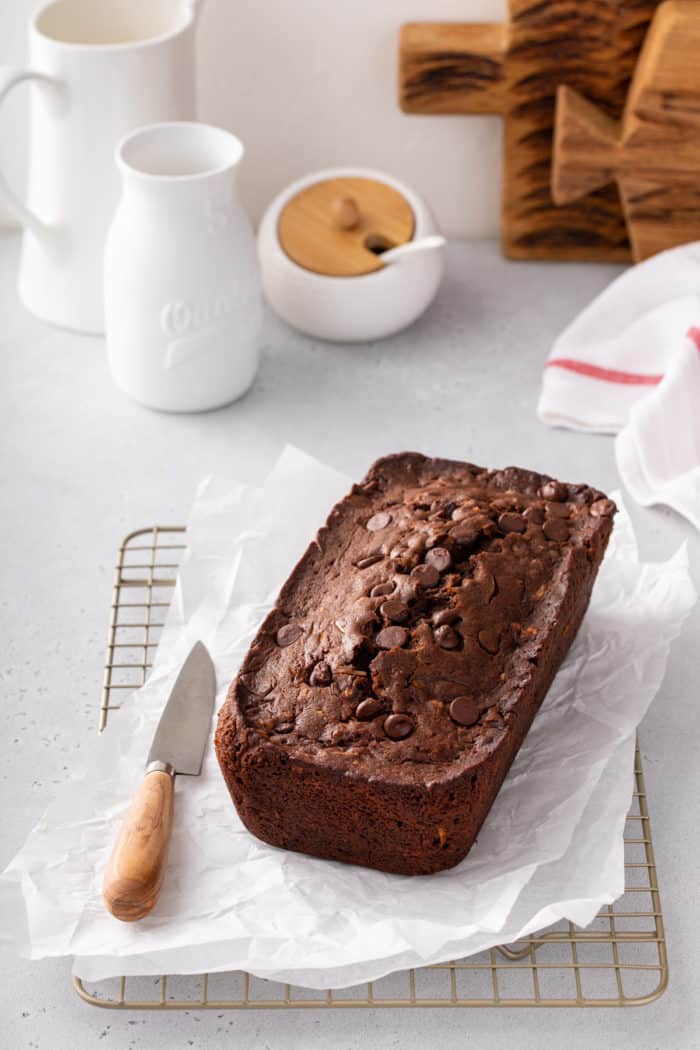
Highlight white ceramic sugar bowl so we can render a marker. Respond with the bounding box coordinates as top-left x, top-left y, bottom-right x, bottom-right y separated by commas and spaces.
258, 167, 445, 342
